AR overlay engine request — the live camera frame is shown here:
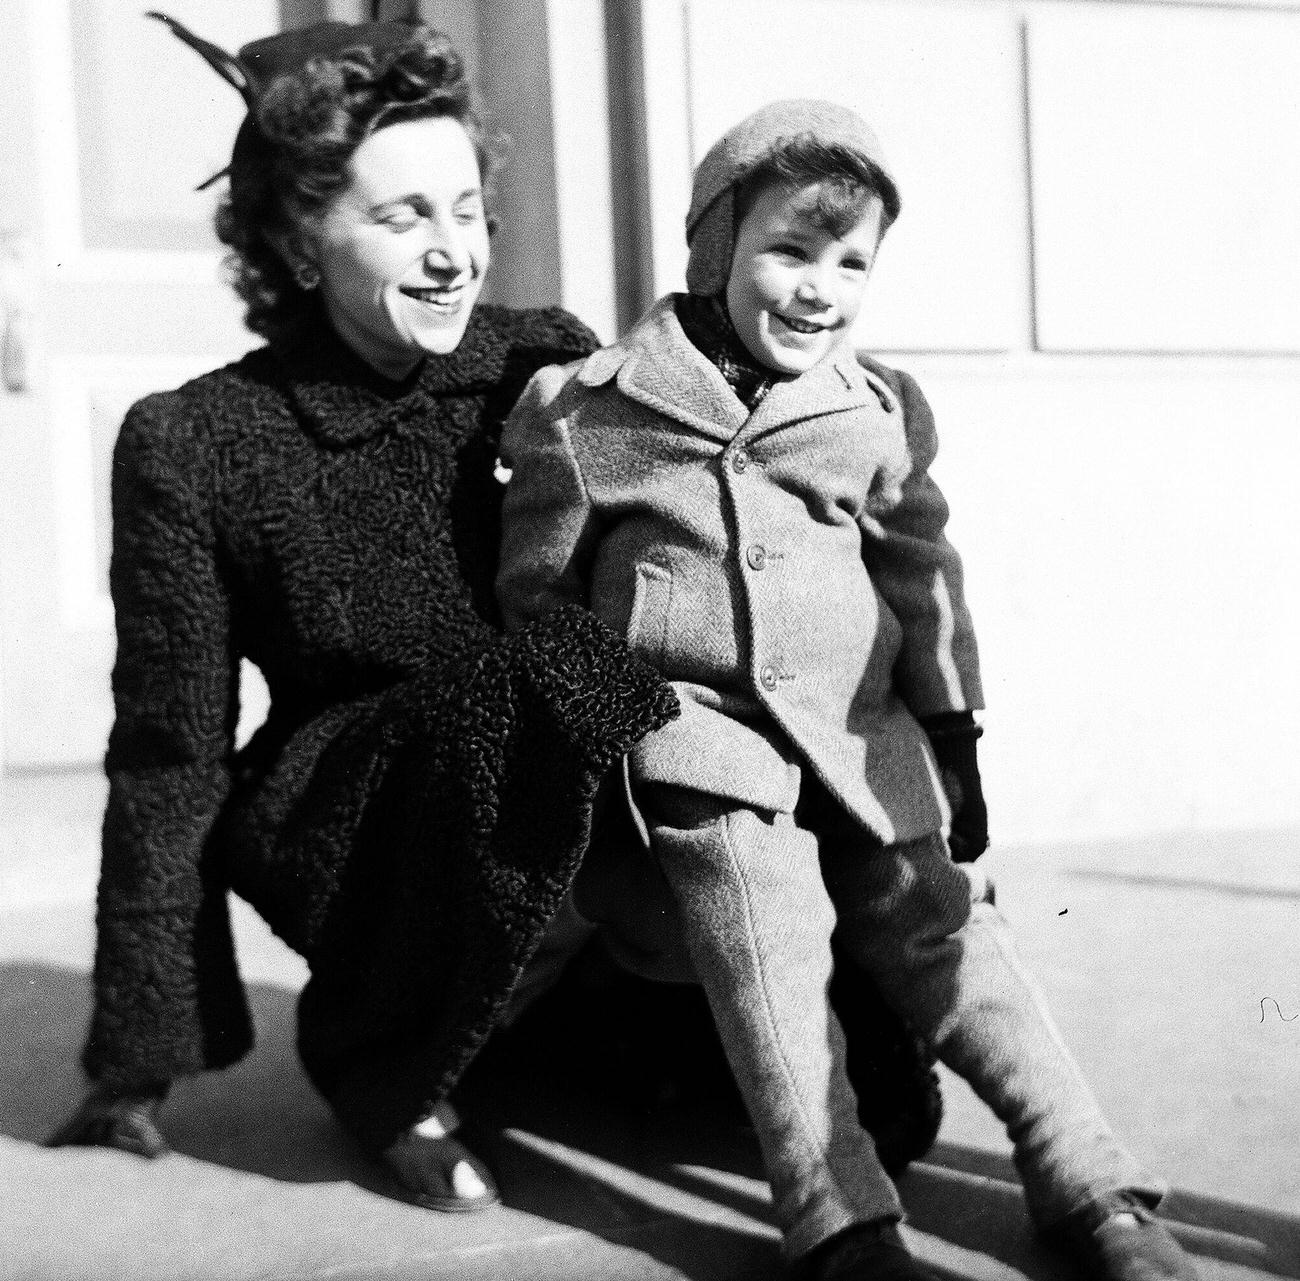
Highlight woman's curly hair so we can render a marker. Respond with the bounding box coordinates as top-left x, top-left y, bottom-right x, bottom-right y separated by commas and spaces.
215, 26, 501, 340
